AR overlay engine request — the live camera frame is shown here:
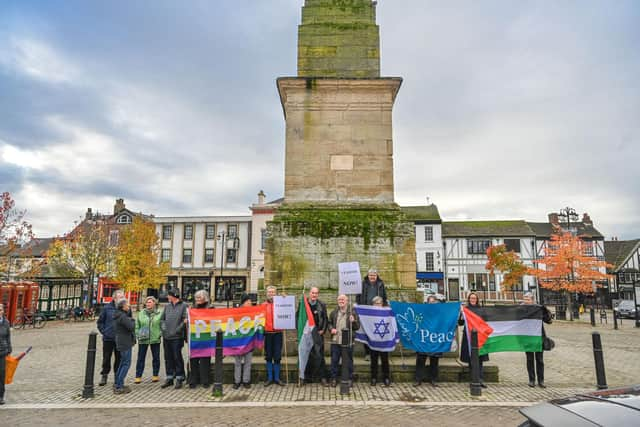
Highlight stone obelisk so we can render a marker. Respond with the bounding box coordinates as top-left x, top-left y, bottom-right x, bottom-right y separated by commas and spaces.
265, 0, 415, 293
